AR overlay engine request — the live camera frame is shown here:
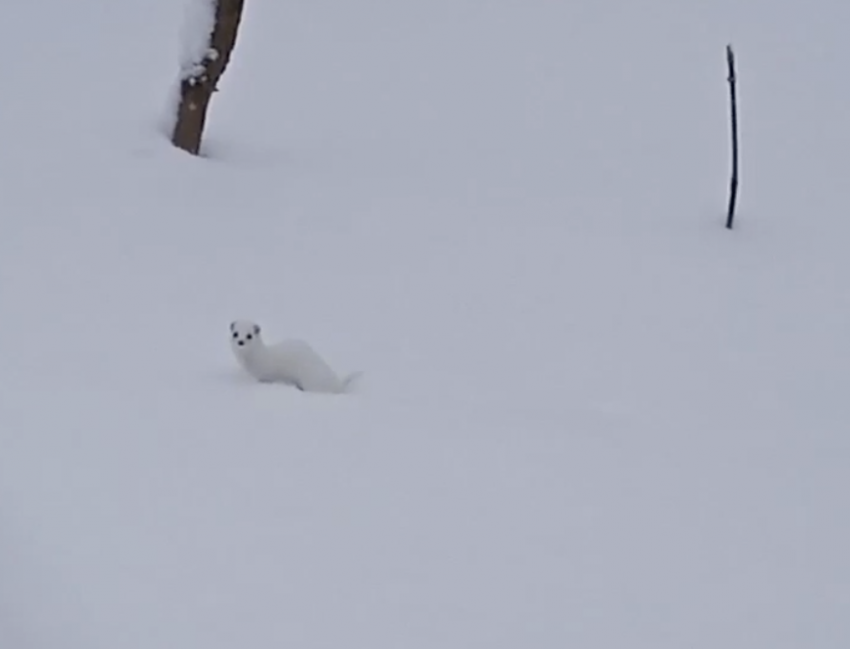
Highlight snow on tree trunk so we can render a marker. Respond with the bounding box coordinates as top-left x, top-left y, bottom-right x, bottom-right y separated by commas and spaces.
171, 0, 245, 155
